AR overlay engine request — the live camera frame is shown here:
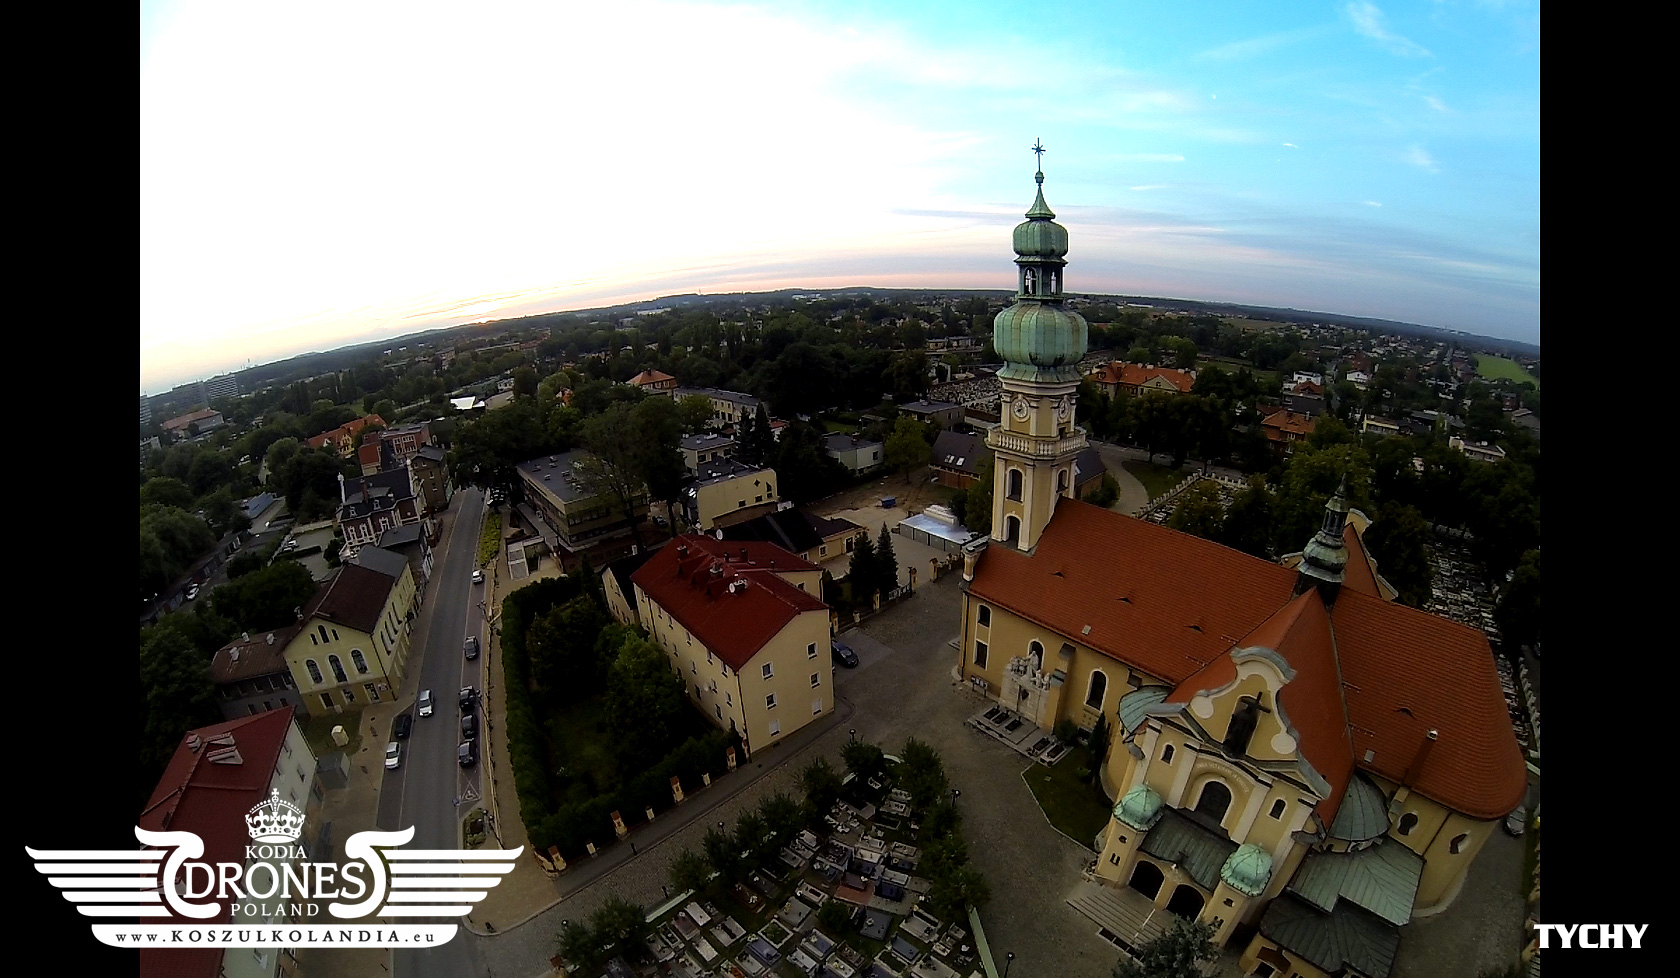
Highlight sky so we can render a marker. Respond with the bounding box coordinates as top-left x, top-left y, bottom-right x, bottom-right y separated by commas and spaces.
140, 0, 1539, 393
